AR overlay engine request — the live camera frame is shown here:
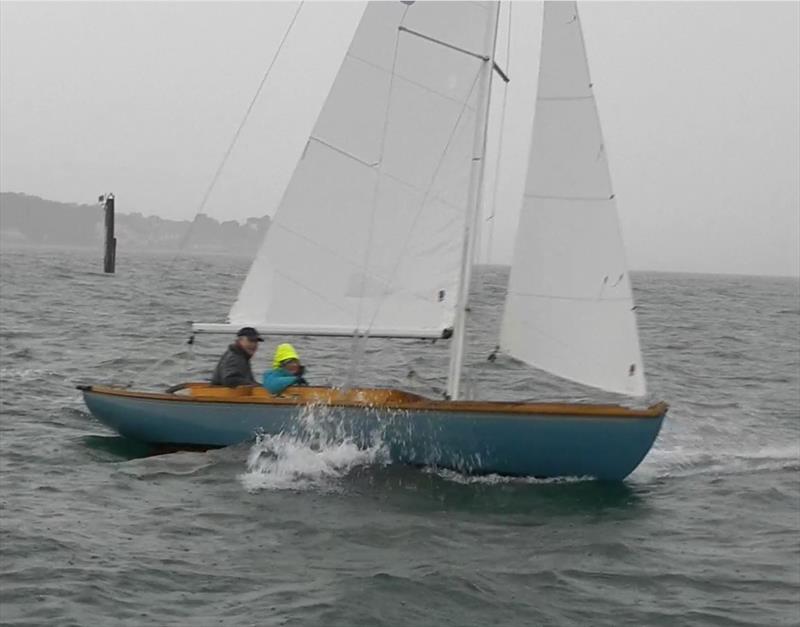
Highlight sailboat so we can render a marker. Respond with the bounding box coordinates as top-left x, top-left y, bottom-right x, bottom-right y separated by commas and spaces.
80, 1, 668, 480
